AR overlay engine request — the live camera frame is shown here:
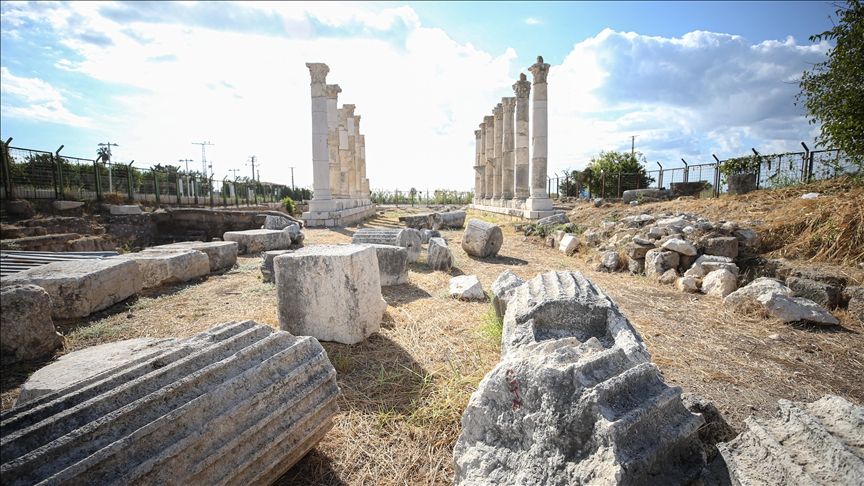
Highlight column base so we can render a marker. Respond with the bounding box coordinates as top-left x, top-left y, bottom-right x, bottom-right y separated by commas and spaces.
526, 196, 553, 212
308, 198, 336, 213
303, 202, 377, 227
